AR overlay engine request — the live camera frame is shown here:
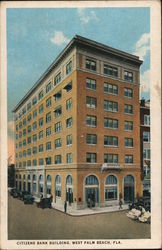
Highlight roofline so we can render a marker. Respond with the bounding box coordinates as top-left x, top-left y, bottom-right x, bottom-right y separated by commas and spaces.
13, 35, 143, 113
